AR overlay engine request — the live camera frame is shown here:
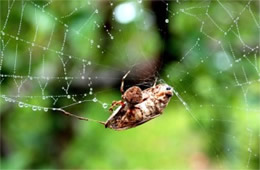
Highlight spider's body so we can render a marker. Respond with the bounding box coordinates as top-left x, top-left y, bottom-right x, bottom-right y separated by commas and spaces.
106, 71, 173, 130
